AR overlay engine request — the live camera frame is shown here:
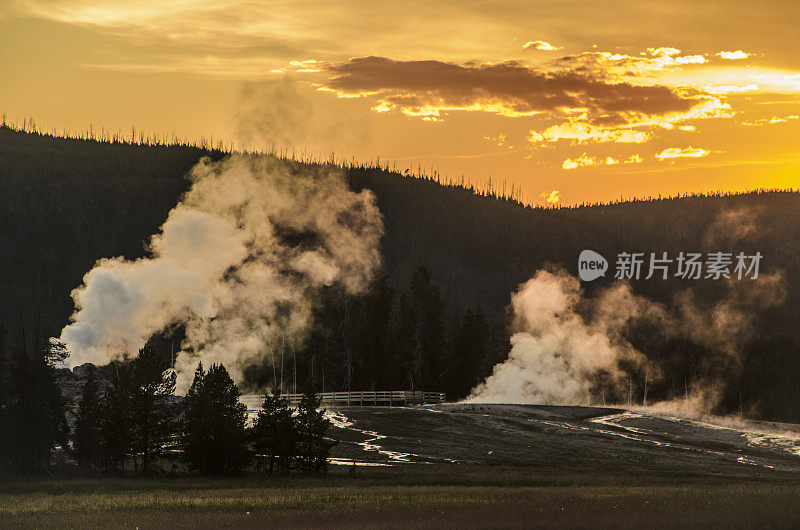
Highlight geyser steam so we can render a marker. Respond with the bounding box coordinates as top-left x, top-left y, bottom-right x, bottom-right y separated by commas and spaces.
467, 267, 785, 412
466, 270, 653, 404
60, 154, 383, 391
